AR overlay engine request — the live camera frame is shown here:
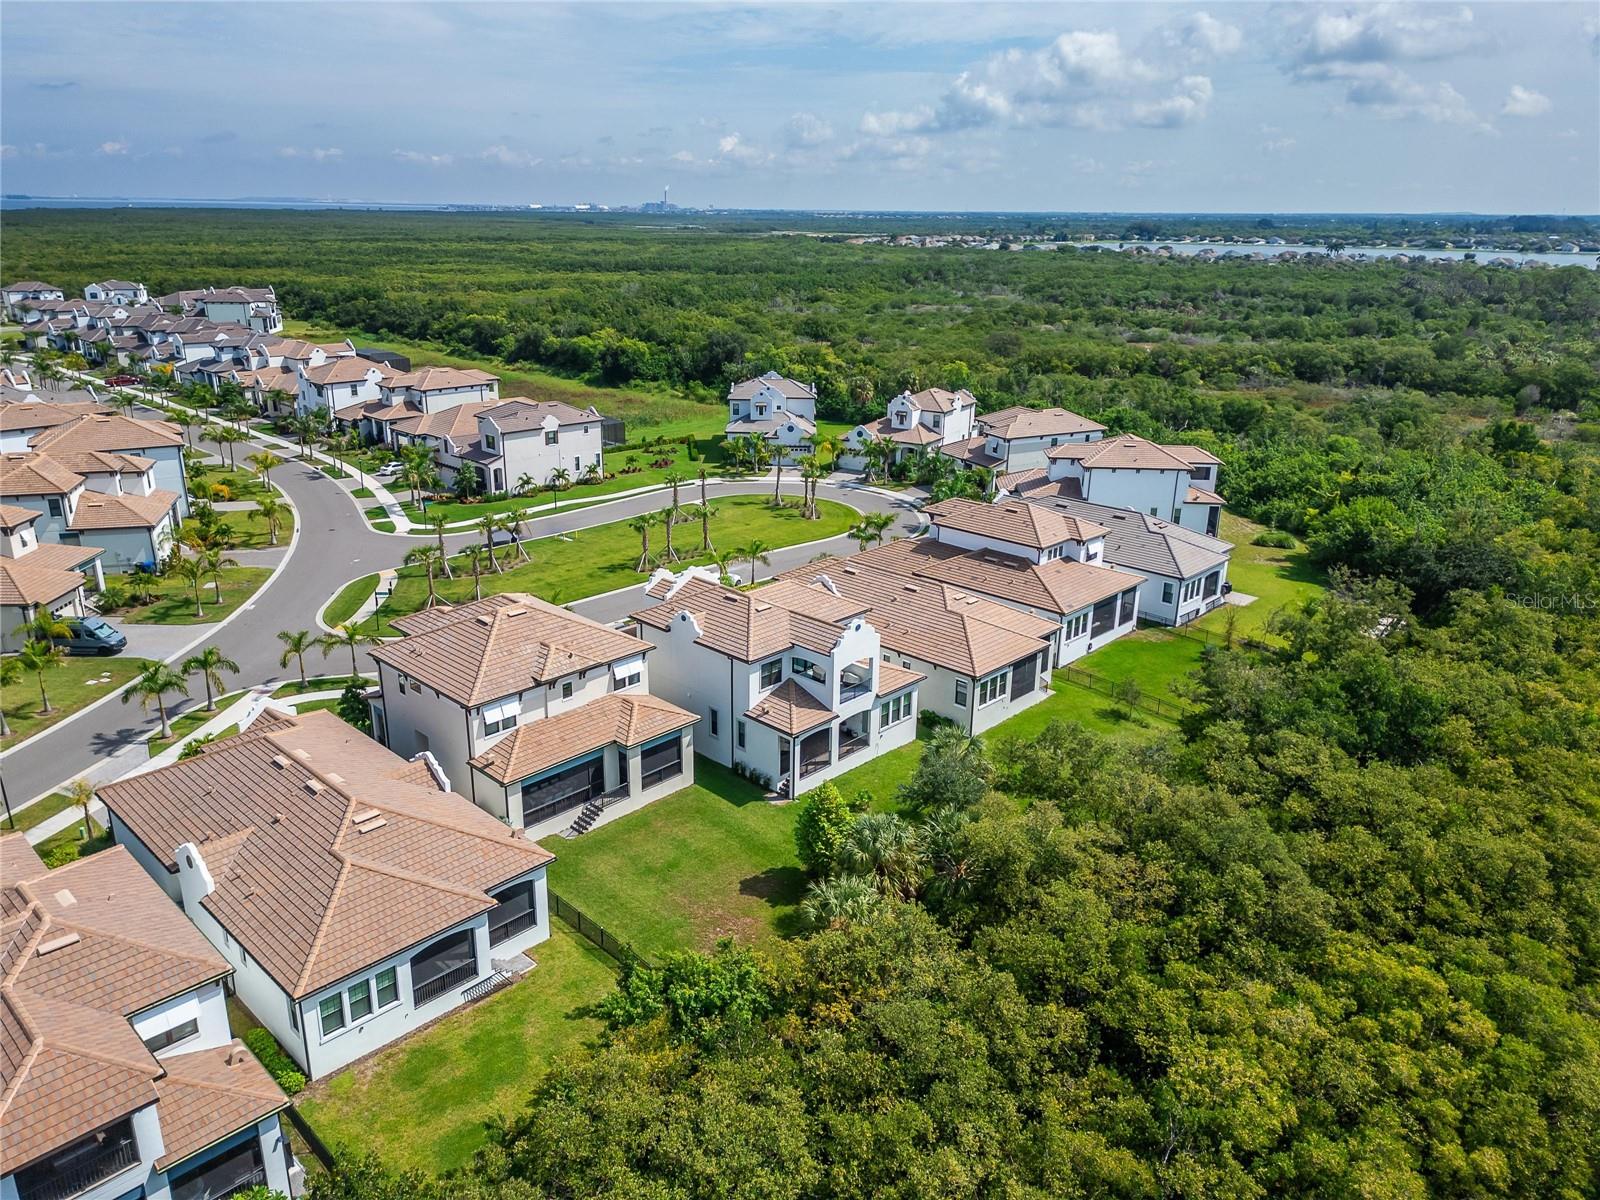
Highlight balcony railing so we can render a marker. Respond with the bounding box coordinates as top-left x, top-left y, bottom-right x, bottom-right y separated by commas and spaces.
16, 1132, 139, 1200
837, 732, 869, 760
799, 753, 832, 779
412, 961, 476, 1007
837, 680, 871, 703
